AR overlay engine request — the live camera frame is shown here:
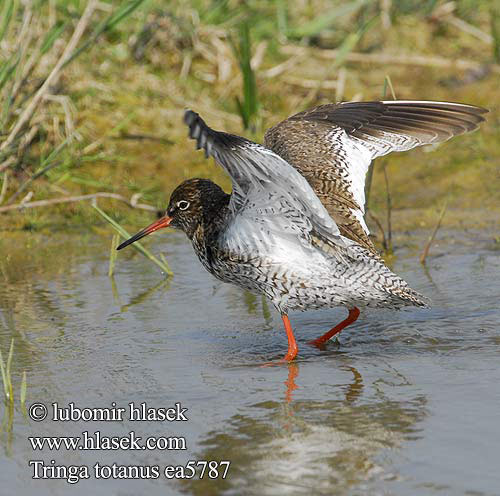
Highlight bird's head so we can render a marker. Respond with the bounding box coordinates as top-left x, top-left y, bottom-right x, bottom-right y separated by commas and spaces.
117, 178, 227, 250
